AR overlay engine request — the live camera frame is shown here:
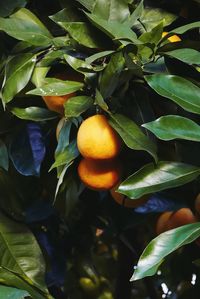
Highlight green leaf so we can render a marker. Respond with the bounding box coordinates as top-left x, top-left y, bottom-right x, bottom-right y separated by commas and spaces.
0, 285, 29, 299
170, 21, 200, 34
27, 78, 84, 96
131, 222, 200, 281
85, 12, 139, 44
0, 267, 52, 299
143, 115, 200, 142
0, 140, 9, 171
77, 0, 95, 12
31, 66, 50, 87
109, 113, 157, 162
95, 89, 109, 111
0, 0, 27, 17
0, 211, 49, 295
163, 48, 200, 65
11, 107, 58, 121
99, 52, 125, 98
0, 15, 52, 46
93, 0, 130, 22
50, 139, 79, 170
64, 96, 93, 117
64, 54, 95, 73
11, 8, 52, 38
126, 0, 144, 27
85, 50, 114, 64
145, 74, 200, 114
118, 161, 200, 199
2, 54, 35, 103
